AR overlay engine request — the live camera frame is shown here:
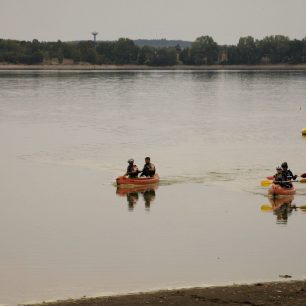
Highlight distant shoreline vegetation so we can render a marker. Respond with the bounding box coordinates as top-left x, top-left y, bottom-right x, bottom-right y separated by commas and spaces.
0, 35, 306, 66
